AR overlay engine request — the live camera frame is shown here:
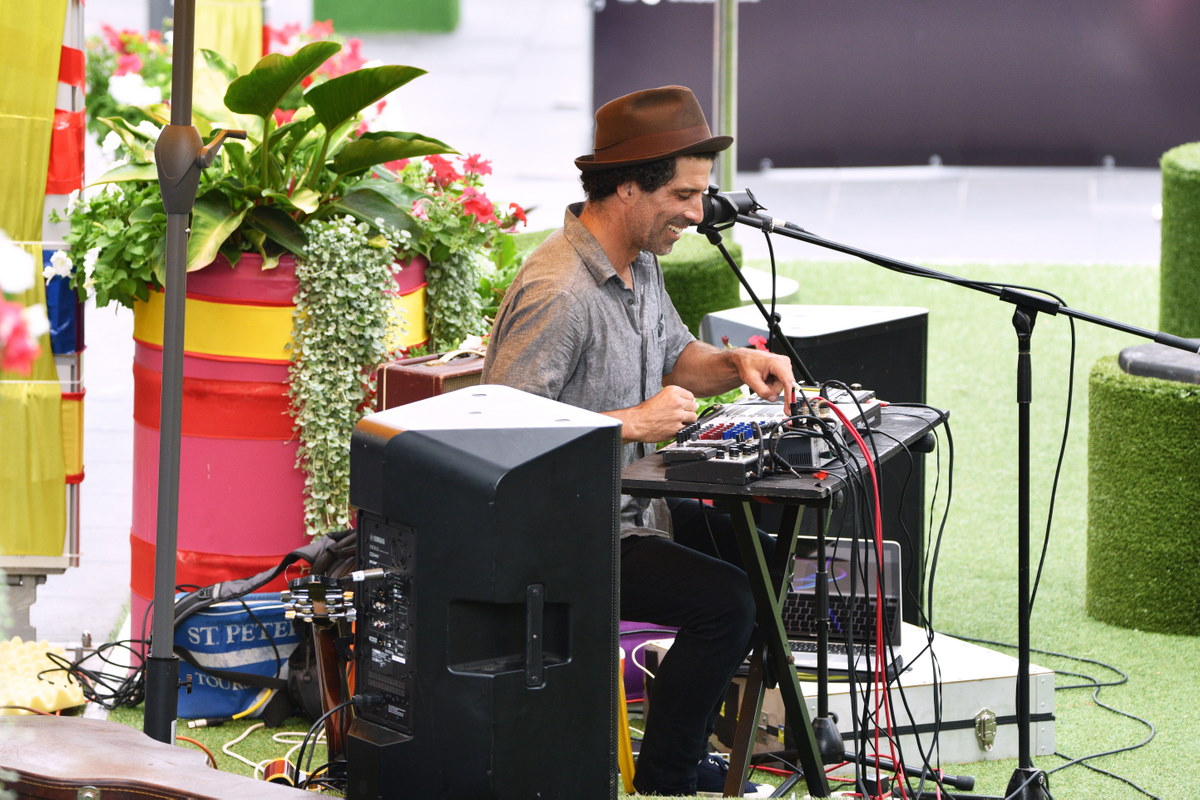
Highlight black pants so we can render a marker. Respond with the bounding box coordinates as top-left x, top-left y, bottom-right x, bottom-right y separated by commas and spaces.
621, 498, 768, 796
